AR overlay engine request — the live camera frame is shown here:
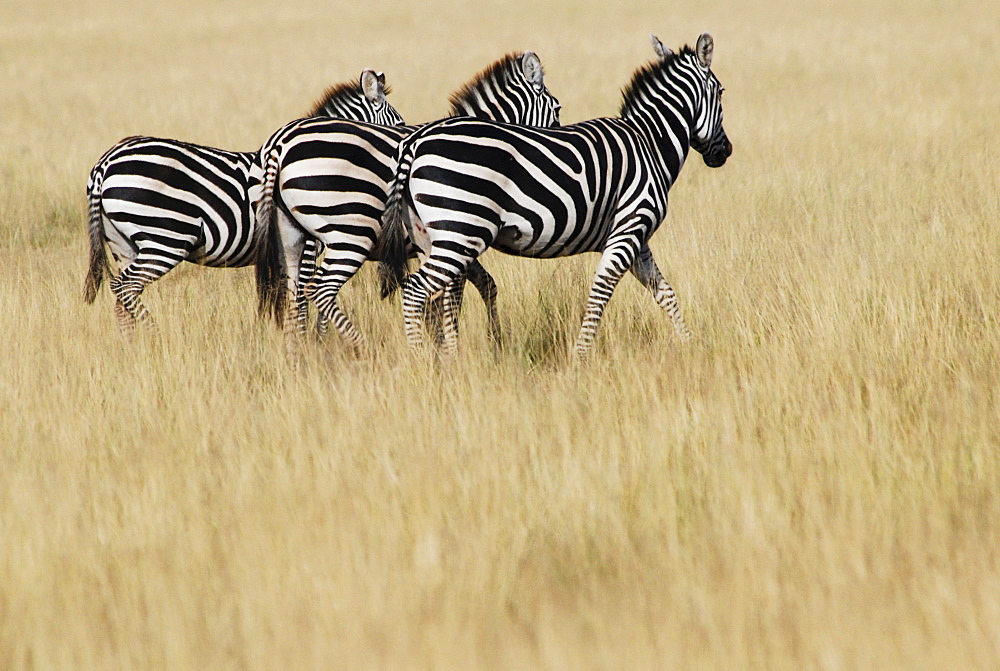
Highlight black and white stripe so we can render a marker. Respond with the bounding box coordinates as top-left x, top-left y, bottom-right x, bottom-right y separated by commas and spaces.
377, 34, 732, 357
83, 70, 404, 332
253, 52, 561, 351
